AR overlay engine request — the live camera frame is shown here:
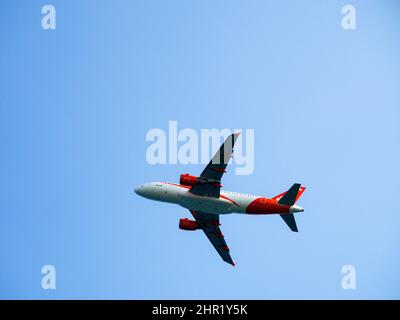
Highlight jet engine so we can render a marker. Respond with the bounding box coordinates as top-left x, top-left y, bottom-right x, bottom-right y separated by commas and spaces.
179, 218, 199, 231
180, 174, 198, 186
